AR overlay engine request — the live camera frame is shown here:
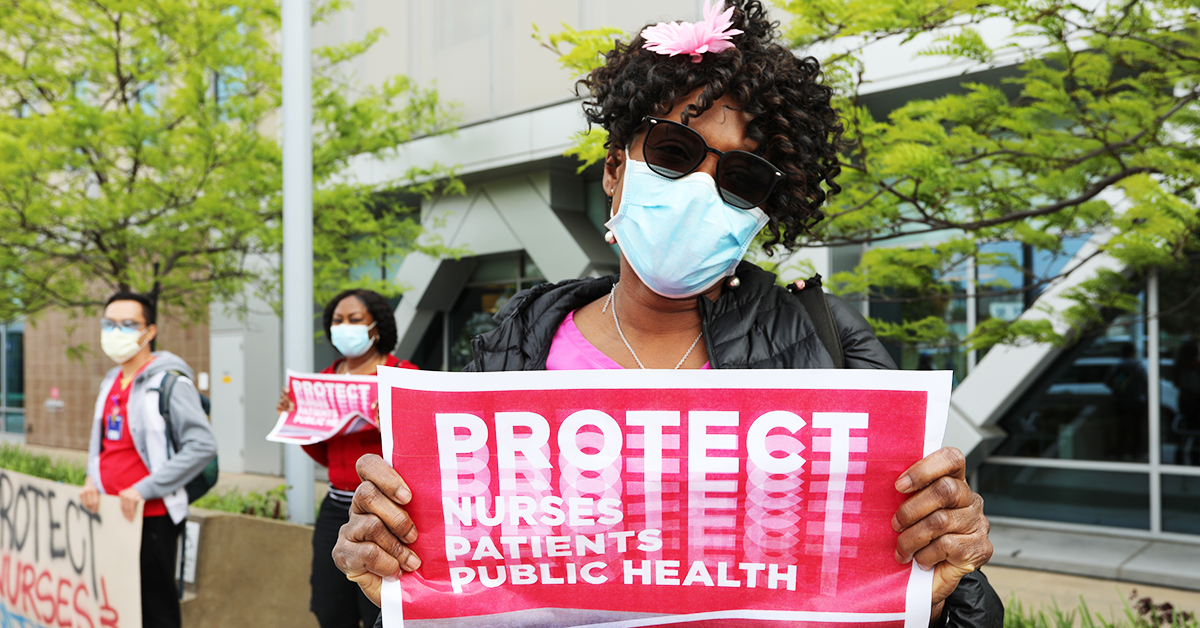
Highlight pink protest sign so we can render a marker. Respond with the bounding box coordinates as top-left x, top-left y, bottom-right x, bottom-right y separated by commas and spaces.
266, 370, 380, 444
377, 368, 951, 628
